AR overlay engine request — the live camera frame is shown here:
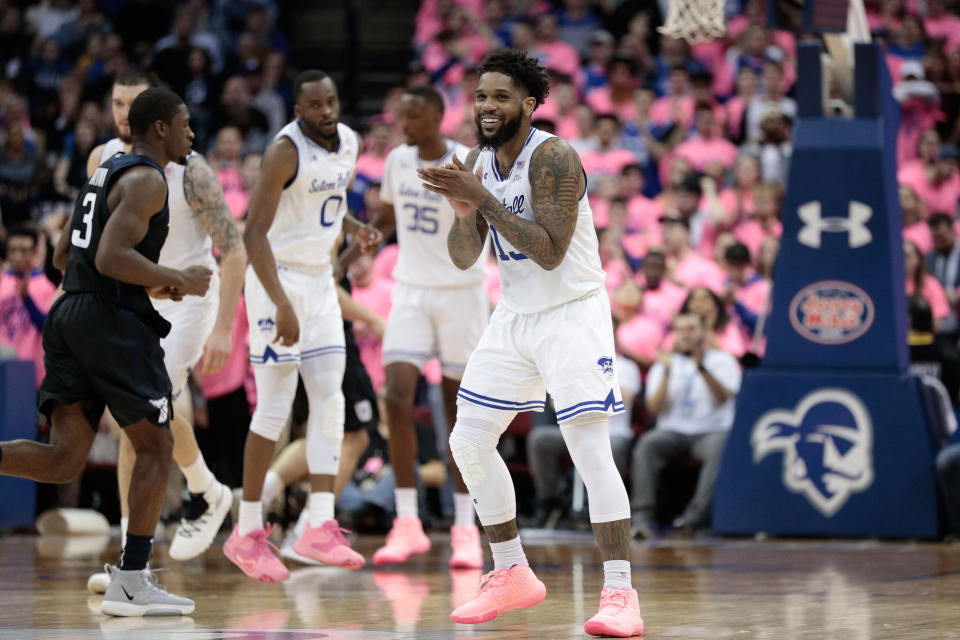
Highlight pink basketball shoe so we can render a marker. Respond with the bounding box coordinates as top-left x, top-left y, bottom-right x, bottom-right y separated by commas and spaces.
373, 516, 431, 566
450, 564, 546, 624
223, 524, 290, 583
584, 587, 645, 637
293, 520, 365, 569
